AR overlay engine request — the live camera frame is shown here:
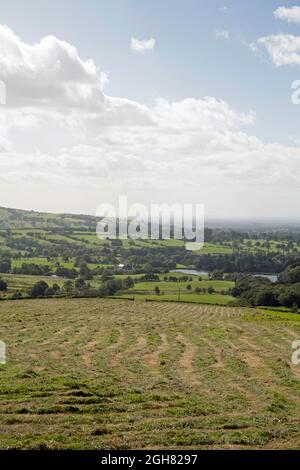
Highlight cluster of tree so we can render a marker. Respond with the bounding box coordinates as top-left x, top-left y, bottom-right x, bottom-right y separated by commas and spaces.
138, 273, 160, 282
231, 262, 300, 309
0, 251, 11, 273
204, 227, 300, 246
27, 276, 127, 299
13, 263, 52, 276
195, 286, 216, 294
121, 248, 177, 273
278, 264, 300, 284
195, 253, 287, 274
163, 275, 194, 282
3, 231, 106, 264
0, 278, 7, 292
